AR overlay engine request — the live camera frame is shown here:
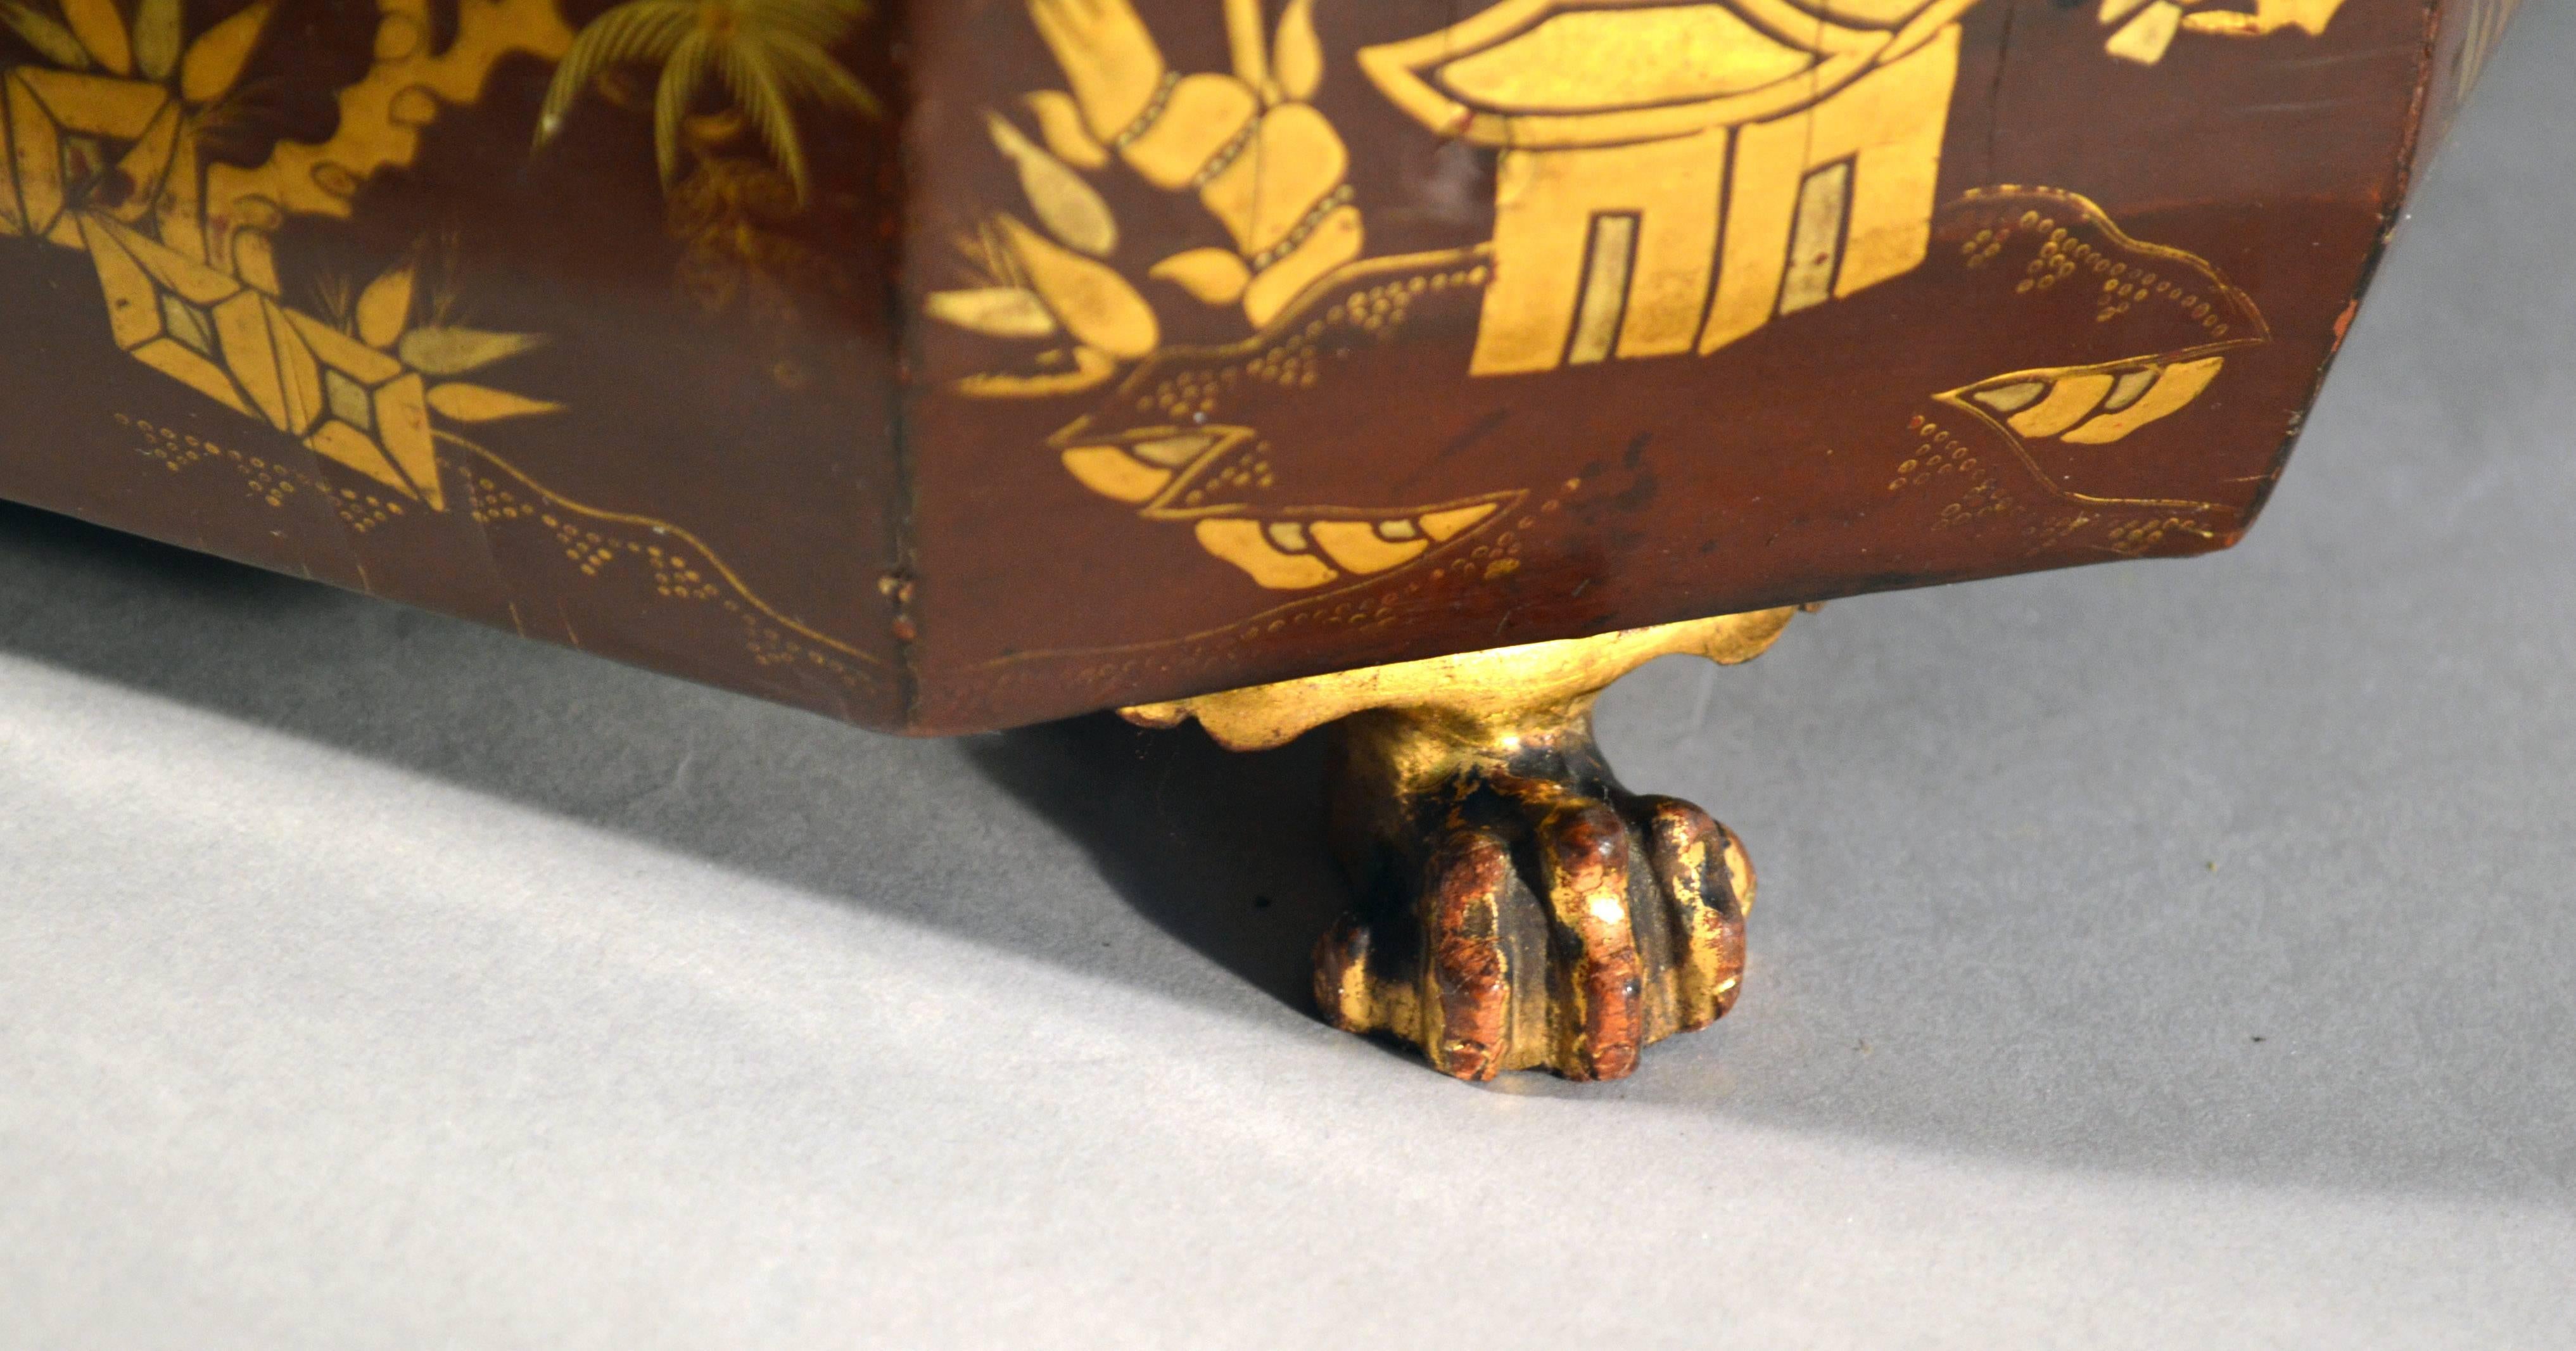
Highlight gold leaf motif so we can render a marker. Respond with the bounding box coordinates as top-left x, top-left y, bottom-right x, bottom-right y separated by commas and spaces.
924, 287, 1062, 339
355, 265, 415, 348
1272, 0, 1323, 103
714, 35, 808, 201
995, 213, 1157, 358
954, 345, 1118, 398
426, 382, 564, 422
537, 0, 872, 203
60, 0, 130, 74
1022, 90, 1109, 169
2059, 357, 2224, 443
758, 26, 877, 117
987, 110, 1117, 257
536, 0, 692, 143
1, 1, 92, 68
1223, 0, 1268, 91
1148, 248, 1251, 306
130, 0, 181, 79
652, 29, 711, 186
179, 0, 272, 104
396, 326, 547, 376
